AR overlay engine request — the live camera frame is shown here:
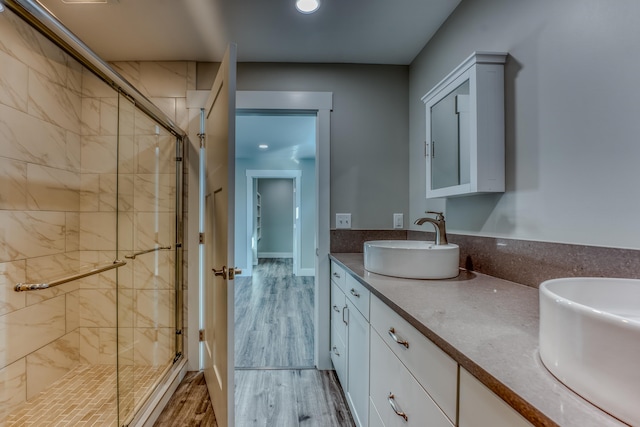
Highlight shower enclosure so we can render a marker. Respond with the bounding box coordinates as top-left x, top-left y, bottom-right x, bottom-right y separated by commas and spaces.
0, 1, 185, 425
